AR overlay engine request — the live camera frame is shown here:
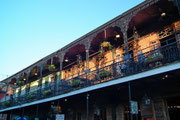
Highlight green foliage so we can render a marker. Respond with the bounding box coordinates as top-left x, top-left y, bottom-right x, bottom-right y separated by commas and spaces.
17, 81, 25, 86
26, 94, 33, 99
43, 89, 51, 95
99, 70, 112, 79
71, 79, 81, 87
48, 64, 56, 71
100, 41, 113, 50
3, 101, 10, 106
145, 53, 163, 64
